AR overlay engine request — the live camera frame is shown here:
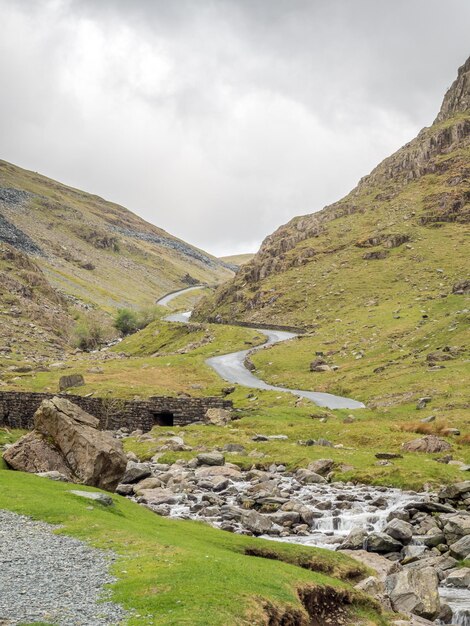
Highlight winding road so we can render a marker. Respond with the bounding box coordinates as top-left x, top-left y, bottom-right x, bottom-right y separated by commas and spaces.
157, 286, 365, 410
